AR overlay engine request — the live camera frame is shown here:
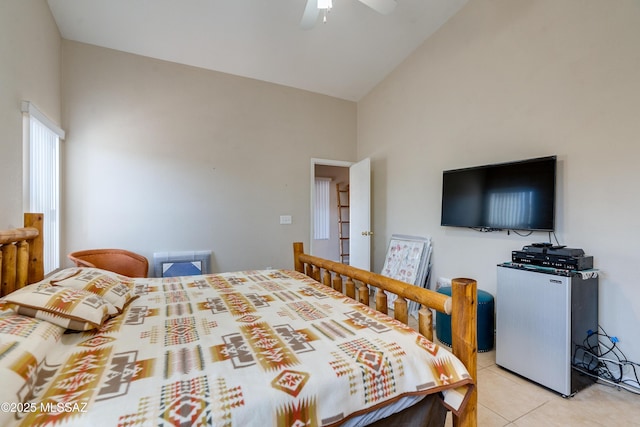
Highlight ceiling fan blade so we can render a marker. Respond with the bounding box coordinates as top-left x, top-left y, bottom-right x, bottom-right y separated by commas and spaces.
301, 0, 319, 30
358, 0, 397, 15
